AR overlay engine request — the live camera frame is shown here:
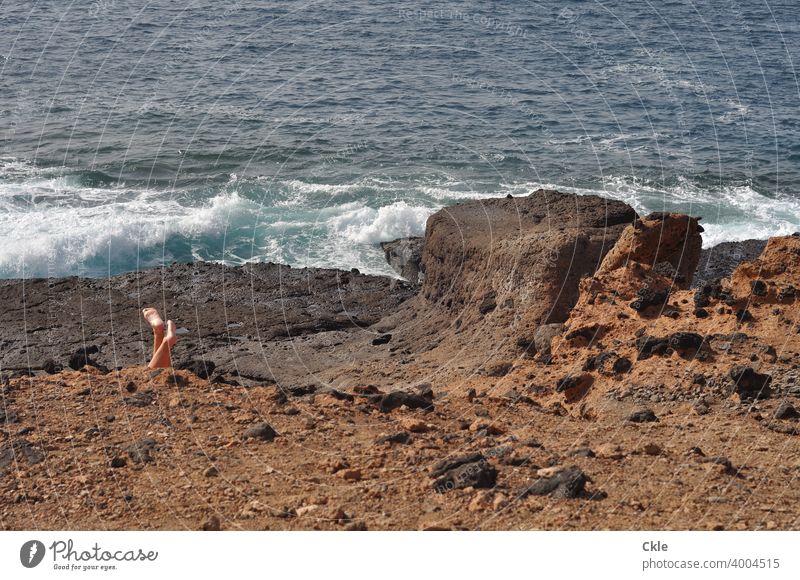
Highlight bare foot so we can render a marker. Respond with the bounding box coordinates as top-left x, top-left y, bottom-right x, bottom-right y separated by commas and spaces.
142, 307, 164, 334
164, 320, 177, 347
